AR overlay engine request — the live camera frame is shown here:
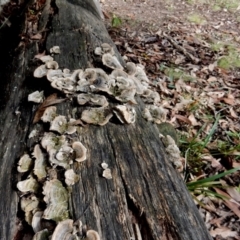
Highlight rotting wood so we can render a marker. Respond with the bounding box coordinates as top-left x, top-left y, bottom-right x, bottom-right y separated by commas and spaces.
0, 0, 213, 239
